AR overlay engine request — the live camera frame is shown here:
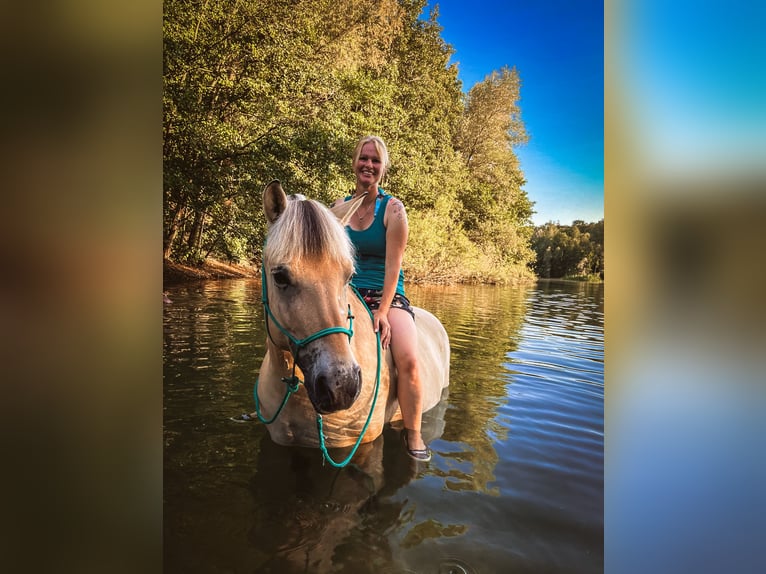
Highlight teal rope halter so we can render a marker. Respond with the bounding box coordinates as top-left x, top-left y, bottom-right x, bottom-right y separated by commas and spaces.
253, 261, 382, 468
